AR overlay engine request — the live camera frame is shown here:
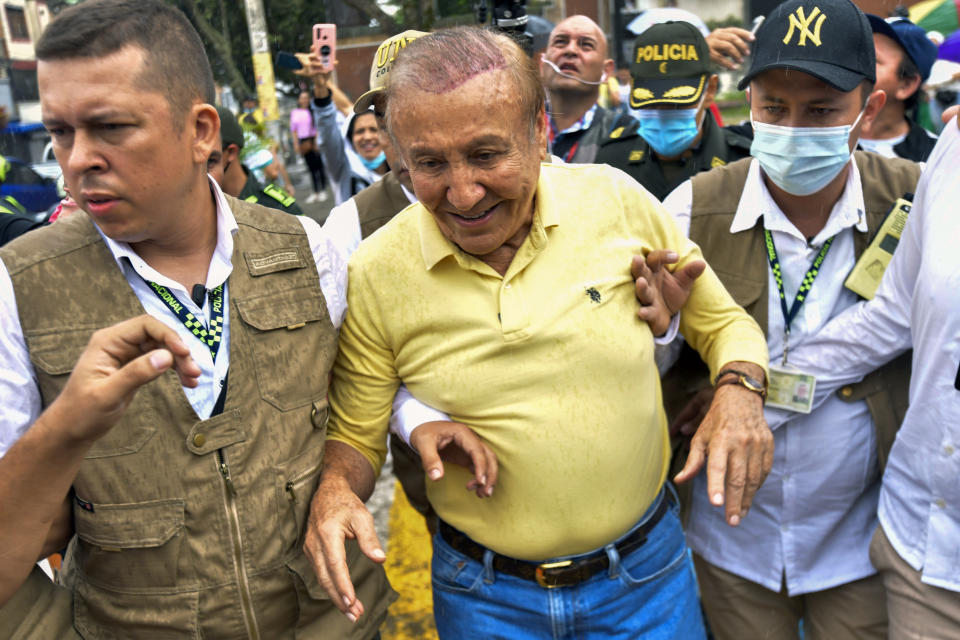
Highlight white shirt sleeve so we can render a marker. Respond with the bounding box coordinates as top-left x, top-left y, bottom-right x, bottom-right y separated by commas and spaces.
0, 257, 42, 458
298, 215, 348, 329
322, 198, 363, 259
389, 385, 450, 448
